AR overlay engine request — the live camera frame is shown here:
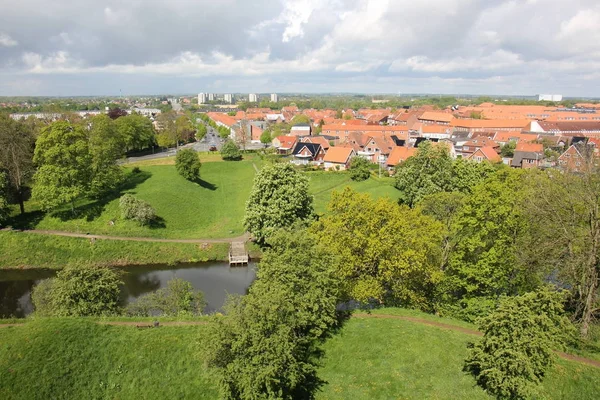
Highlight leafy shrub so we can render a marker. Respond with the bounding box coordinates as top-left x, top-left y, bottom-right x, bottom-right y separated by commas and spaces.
175, 149, 201, 181
464, 287, 576, 399
119, 194, 156, 225
349, 156, 371, 181
126, 278, 206, 316
32, 265, 123, 317
221, 139, 242, 161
